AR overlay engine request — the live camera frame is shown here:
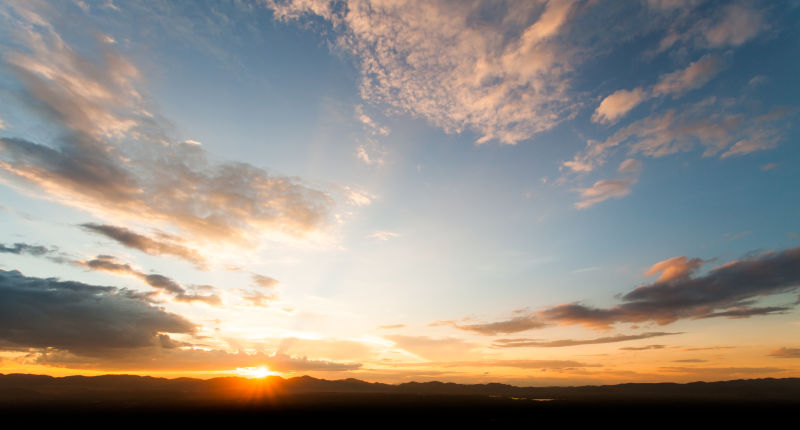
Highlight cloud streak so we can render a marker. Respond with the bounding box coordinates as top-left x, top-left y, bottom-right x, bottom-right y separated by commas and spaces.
81, 223, 206, 267
493, 332, 681, 348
